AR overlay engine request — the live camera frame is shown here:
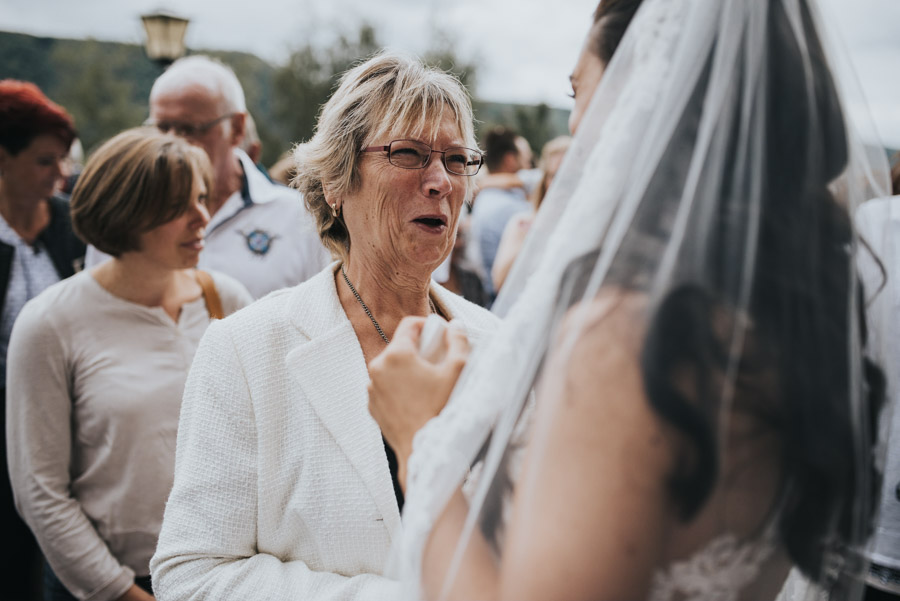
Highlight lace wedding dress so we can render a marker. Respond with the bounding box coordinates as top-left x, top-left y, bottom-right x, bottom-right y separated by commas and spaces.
648, 528, 780, 601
